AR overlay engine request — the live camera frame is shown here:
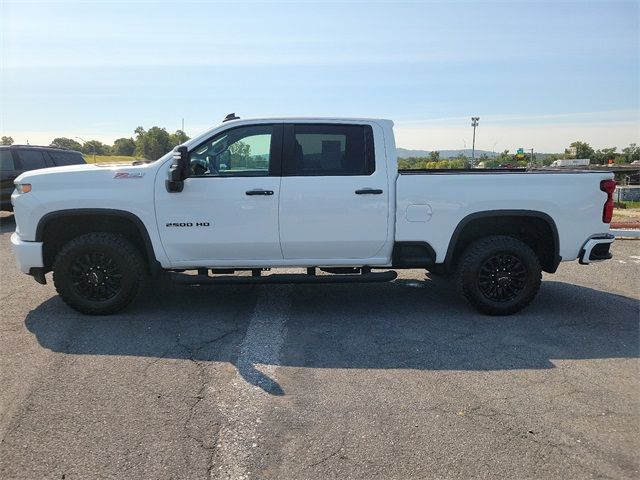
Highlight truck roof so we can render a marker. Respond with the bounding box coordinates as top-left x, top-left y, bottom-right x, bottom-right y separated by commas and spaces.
221, 116, 393, 125
184, 116, 394, 150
